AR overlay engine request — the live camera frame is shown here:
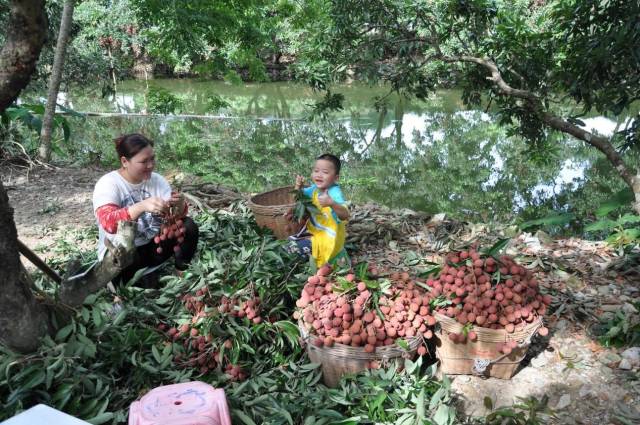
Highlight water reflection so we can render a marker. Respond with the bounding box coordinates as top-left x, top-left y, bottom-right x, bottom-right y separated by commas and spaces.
59, 81, 634, 222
